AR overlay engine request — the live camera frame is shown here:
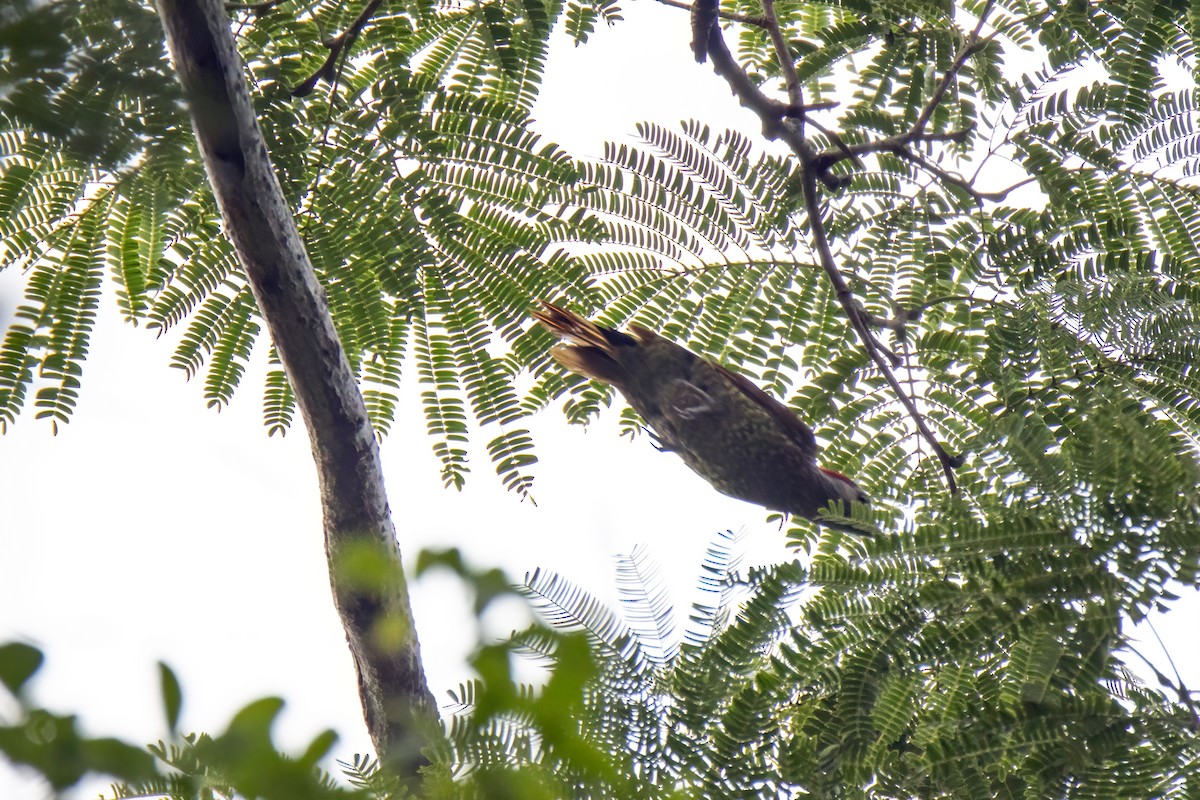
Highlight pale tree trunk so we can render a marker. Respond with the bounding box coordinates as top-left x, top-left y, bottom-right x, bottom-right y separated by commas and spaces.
155, 0, 436, 779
